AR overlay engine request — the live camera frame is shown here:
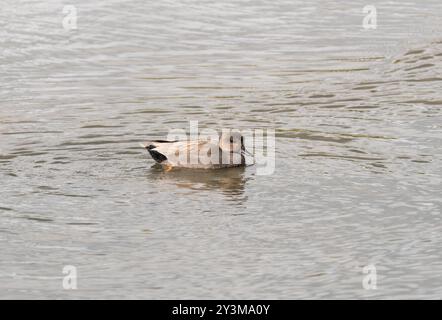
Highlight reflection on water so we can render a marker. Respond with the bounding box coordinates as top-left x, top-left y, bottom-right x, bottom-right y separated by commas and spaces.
1, 0, 442, 299
146, 165, 249, 201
